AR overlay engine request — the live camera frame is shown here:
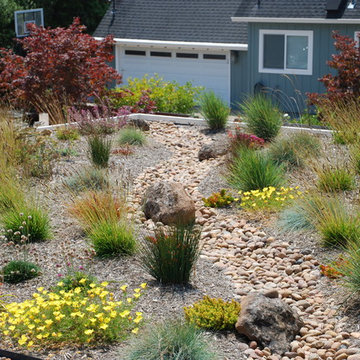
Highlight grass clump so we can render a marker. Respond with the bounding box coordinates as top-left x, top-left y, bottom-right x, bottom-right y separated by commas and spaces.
64, 167, 109, 193
278, 205, 315, 233
227, 147, 286, 192
350, 144, 360, 174
240, 94, 282, 142
88, 221, 136, 257
2, 208, 51, 243
184, 296, 241, 331
316, 164, 355, 192
139, 224, 201, 285
200, 91, 230, 130
2, 260, 41, 284
55, 127, 80, 141
118, 127, 146, 146
125, 320, 218, 360
87, 134, 112, 168
268, 137, 304, 168
0, 282, 146, 349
